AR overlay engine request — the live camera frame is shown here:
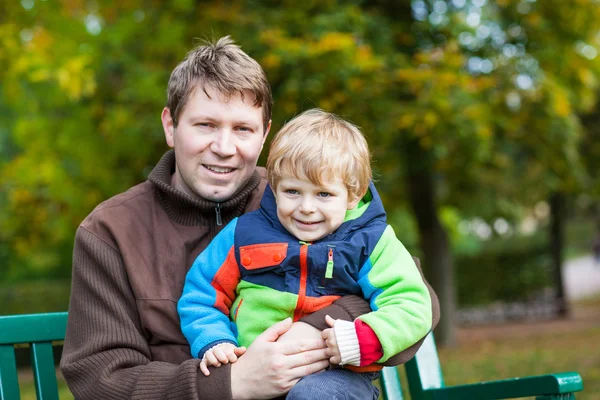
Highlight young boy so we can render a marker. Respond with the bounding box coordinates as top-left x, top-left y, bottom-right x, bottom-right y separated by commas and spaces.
178, 109, 433, 399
